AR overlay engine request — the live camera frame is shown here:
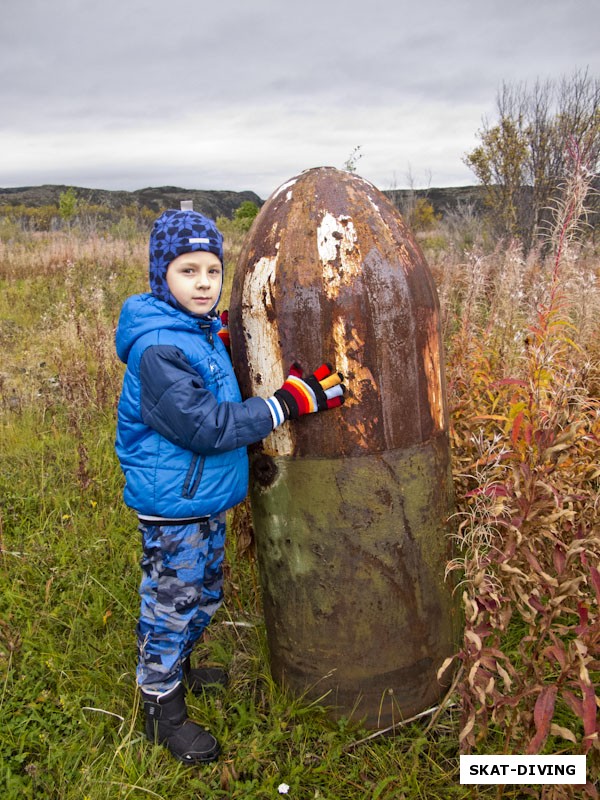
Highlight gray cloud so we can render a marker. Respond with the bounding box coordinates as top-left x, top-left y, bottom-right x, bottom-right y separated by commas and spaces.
1, 0, 598, 196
